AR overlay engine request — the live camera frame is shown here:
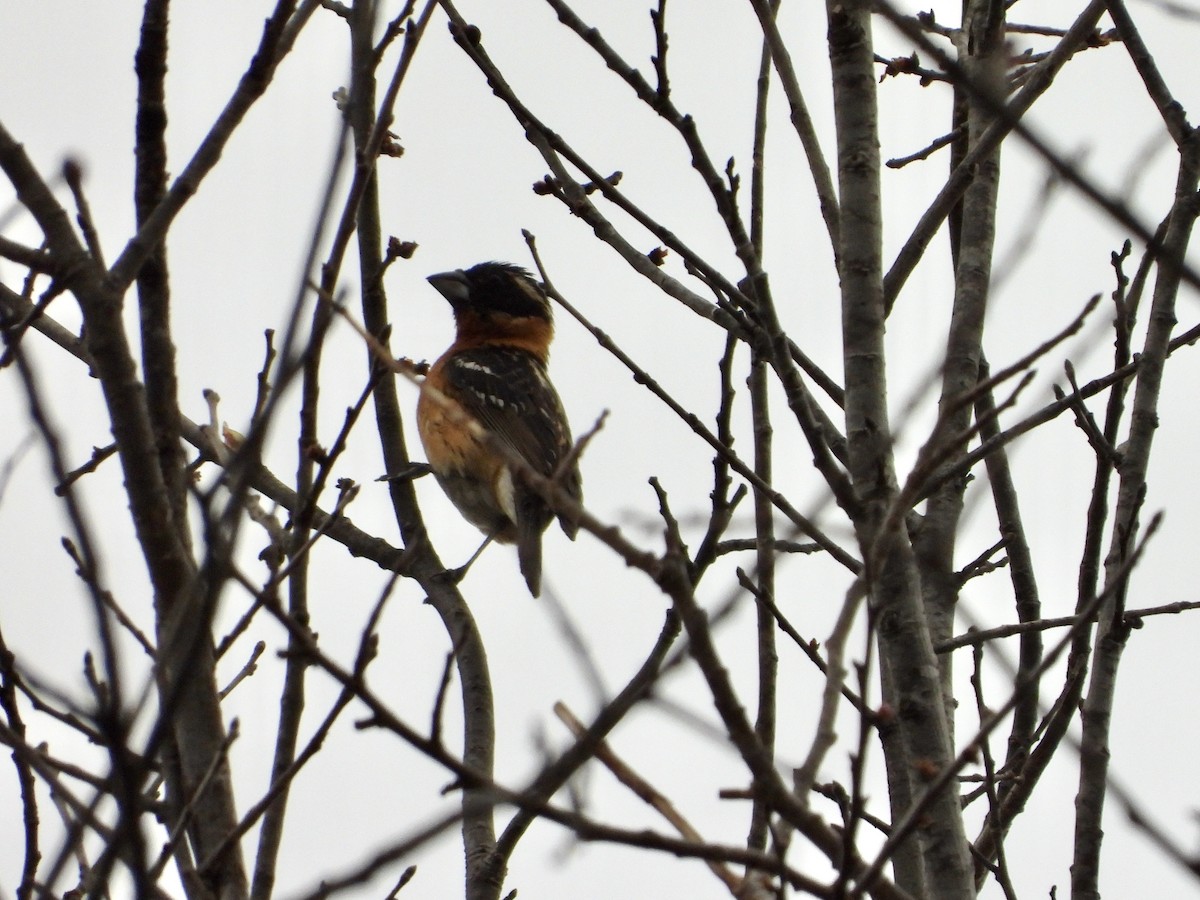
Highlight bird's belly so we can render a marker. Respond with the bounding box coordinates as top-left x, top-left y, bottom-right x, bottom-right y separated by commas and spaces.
417, 395, 518, 542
